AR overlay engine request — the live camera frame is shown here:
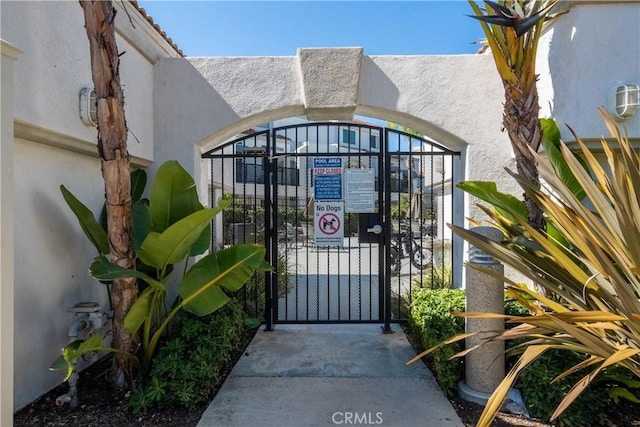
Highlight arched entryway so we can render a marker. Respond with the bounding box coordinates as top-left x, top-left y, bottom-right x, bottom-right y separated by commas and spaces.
153, 46, 512, 329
